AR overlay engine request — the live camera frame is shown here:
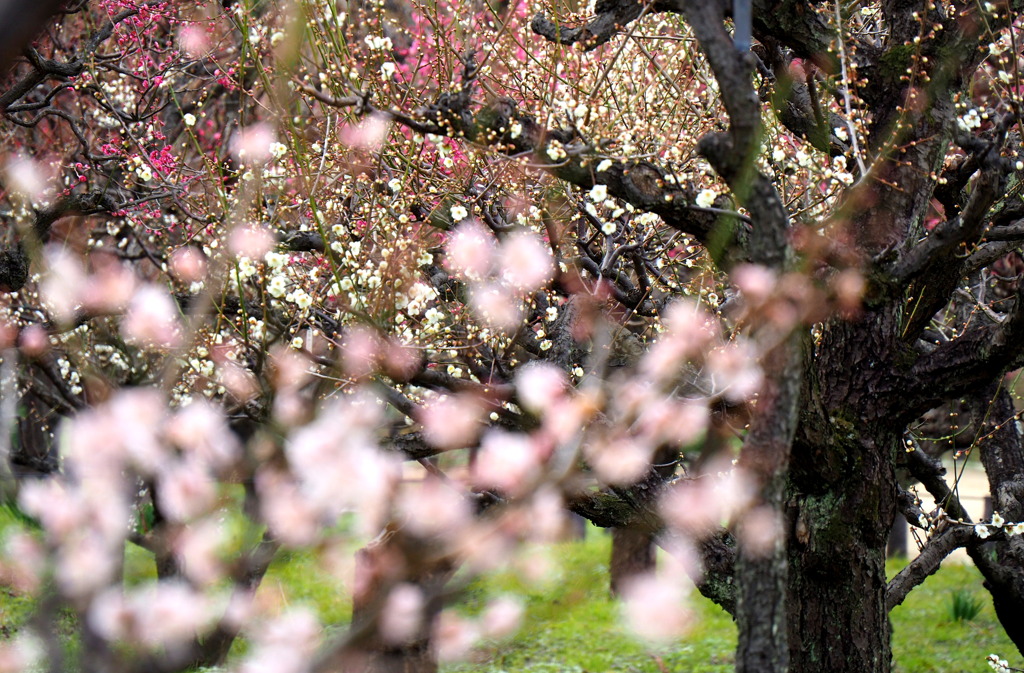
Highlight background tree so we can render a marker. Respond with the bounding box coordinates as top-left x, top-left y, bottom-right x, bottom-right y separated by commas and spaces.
0, 2, 1022, 673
